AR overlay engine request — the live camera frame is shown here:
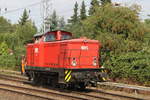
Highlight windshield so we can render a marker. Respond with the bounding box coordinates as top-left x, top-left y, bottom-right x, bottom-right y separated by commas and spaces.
61, 33, 71, 40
